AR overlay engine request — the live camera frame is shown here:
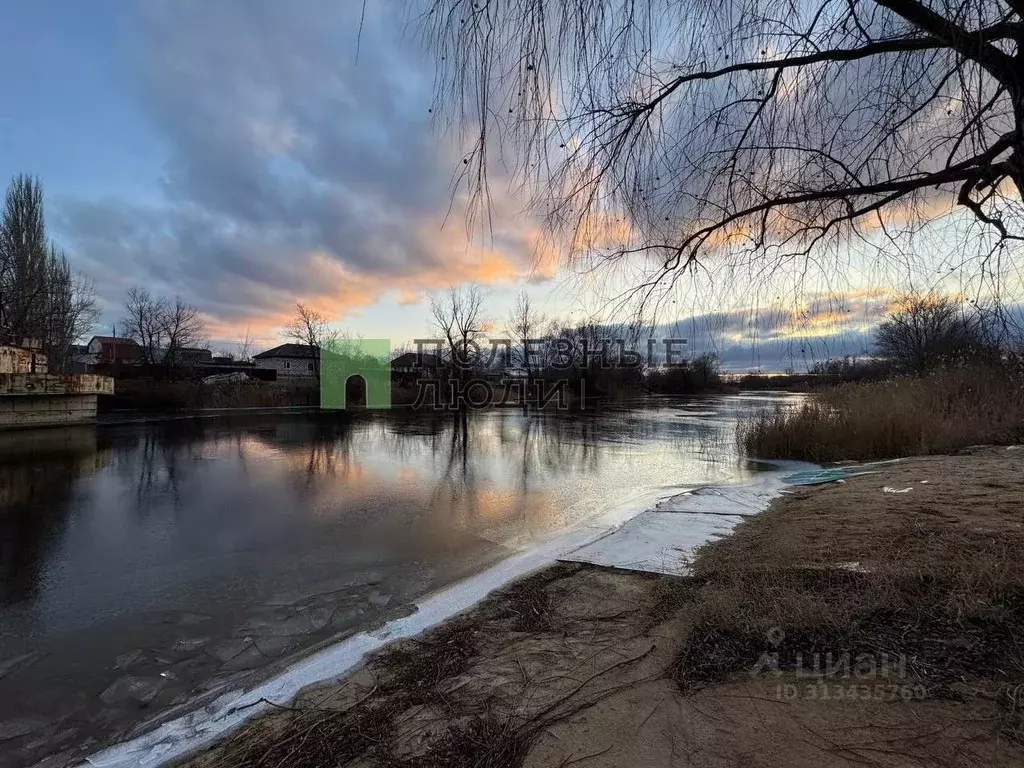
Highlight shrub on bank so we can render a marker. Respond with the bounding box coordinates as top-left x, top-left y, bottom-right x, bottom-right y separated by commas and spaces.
102, 379, 315, 411
739, 366, 1024, 462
